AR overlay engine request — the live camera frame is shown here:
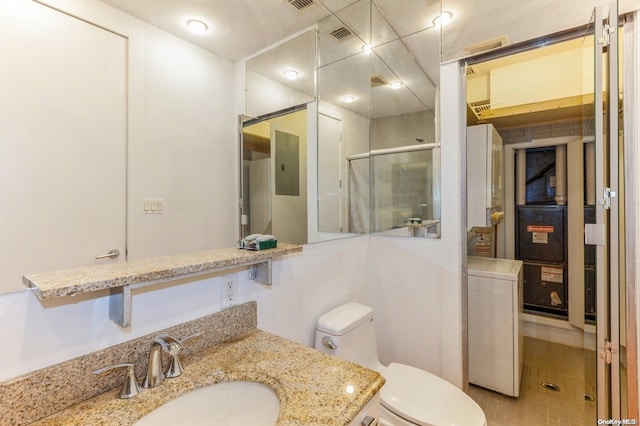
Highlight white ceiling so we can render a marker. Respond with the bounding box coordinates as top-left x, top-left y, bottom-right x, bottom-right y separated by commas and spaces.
98, 0, 334, 62
98, 0, 442, 80
97, 0, 329, 62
